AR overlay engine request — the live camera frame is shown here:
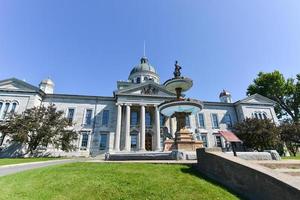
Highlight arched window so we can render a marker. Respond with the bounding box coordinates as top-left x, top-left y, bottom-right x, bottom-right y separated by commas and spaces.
263, 113, 267, 119
136, 77, 141, 84
10, 102, 17, 113
1, 103, 10, 119
259, 113, 263, 120
254, 113, 259, 119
